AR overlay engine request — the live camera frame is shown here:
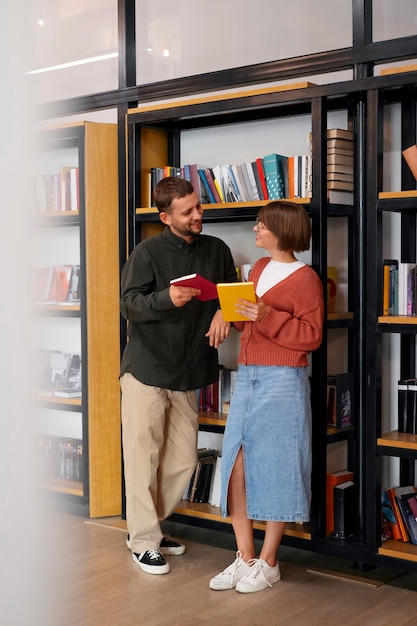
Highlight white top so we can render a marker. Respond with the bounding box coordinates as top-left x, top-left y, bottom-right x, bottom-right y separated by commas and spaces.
256, 259, 305, 297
